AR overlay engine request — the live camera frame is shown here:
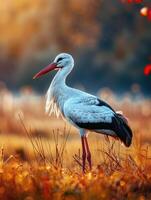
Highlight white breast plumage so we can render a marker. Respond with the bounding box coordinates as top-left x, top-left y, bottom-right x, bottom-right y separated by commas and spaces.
45, 86, 61, 118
